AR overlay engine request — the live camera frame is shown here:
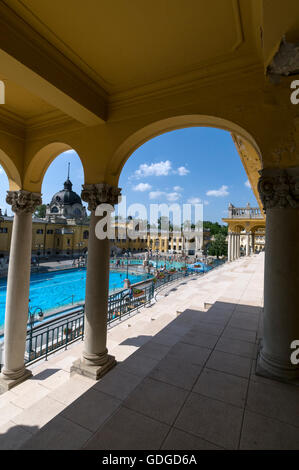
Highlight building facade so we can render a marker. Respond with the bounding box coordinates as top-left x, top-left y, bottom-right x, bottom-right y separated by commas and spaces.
222, 203, 266, 261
